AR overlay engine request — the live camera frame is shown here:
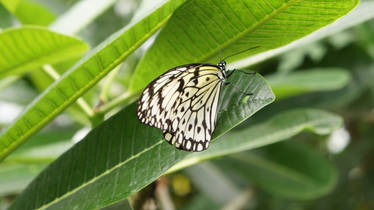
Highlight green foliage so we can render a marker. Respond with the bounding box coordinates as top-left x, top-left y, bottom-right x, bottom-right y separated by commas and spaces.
0, 26, 88, 78
13, 0, 55, 26
169, 108, 342, 172
1, 0, 373, 209
0, 0, 186, 161
267, 68, 351, 99
0, 163, 47, 196
129, 0, 358, 92
0, 0, 19, 13
9, 71, 274, 210
216, 141, 337, 200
